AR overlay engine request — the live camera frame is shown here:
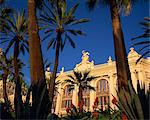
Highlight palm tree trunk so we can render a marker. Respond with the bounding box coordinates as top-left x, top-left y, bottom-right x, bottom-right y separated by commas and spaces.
48, 33, 61, 112
3, 69, 9, 104
14, 40, 23, 119
28, 0, 49, 118
78, 86, 83, 112
109, 0, 132, 92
